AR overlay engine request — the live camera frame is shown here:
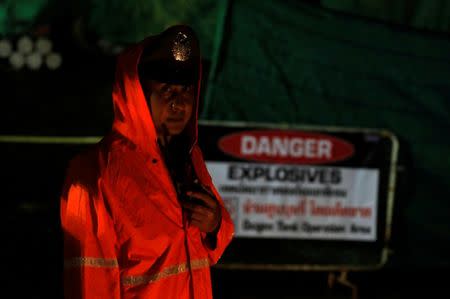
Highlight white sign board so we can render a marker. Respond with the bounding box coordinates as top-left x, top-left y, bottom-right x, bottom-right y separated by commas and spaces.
208, 162, 379, 241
